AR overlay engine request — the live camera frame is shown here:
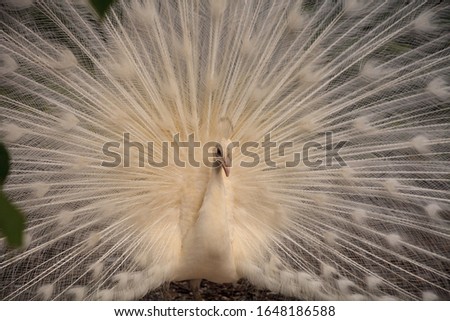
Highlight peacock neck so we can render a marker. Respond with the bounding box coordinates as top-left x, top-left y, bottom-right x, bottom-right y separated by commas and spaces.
174, 165, 238, 283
